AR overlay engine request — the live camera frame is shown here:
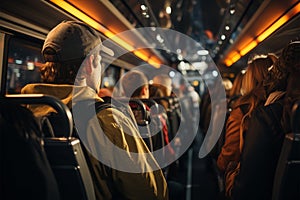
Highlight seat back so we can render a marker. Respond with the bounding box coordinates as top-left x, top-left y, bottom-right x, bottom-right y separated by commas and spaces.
5, 94, 96, 200
273, 101, 300, 200
141, 98, 165, 151
152, 96, 181, 141
0, 97, 60, 200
